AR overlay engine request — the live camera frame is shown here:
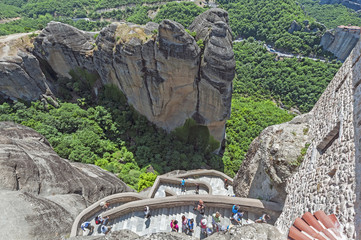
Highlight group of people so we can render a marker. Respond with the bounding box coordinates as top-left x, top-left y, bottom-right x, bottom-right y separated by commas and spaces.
80, 194, 272, 237
180, 178, 200, 194
80, 201, 112, 235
